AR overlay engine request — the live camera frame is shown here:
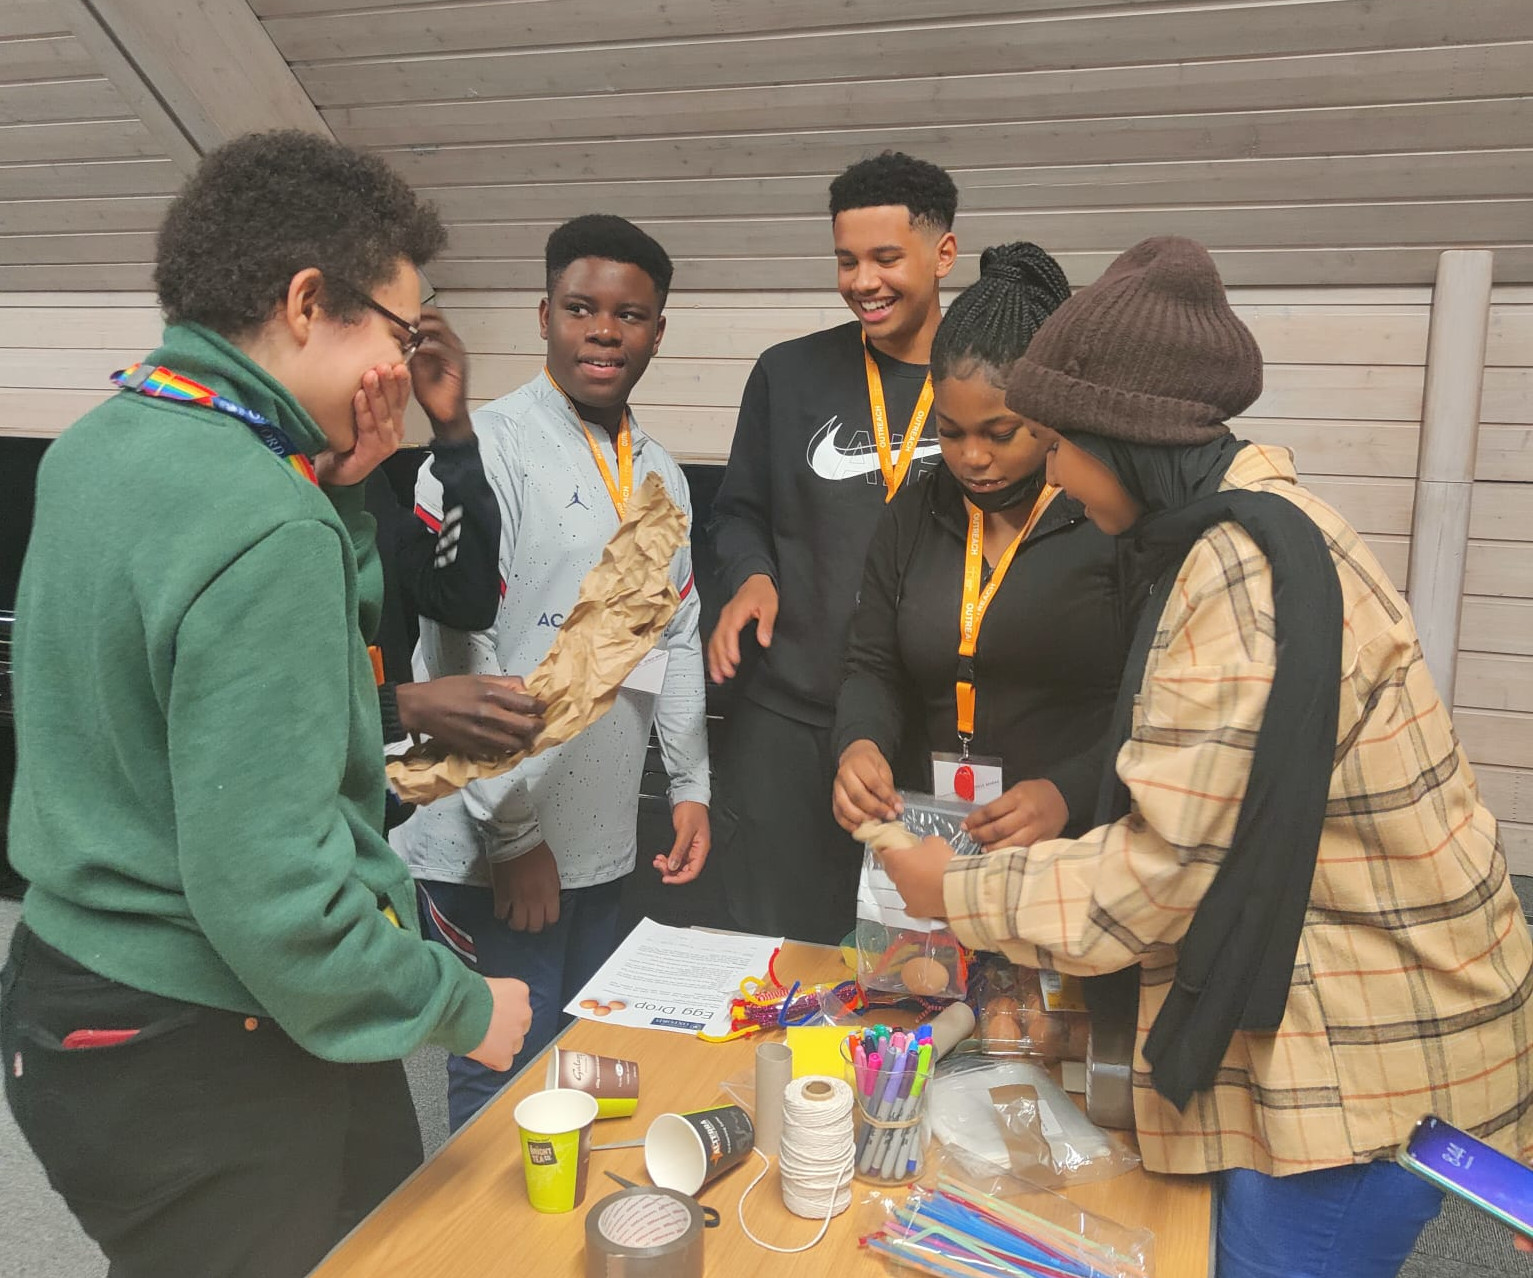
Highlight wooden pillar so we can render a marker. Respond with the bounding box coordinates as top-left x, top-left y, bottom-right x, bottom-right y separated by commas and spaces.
1408, 250, 1494, 708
